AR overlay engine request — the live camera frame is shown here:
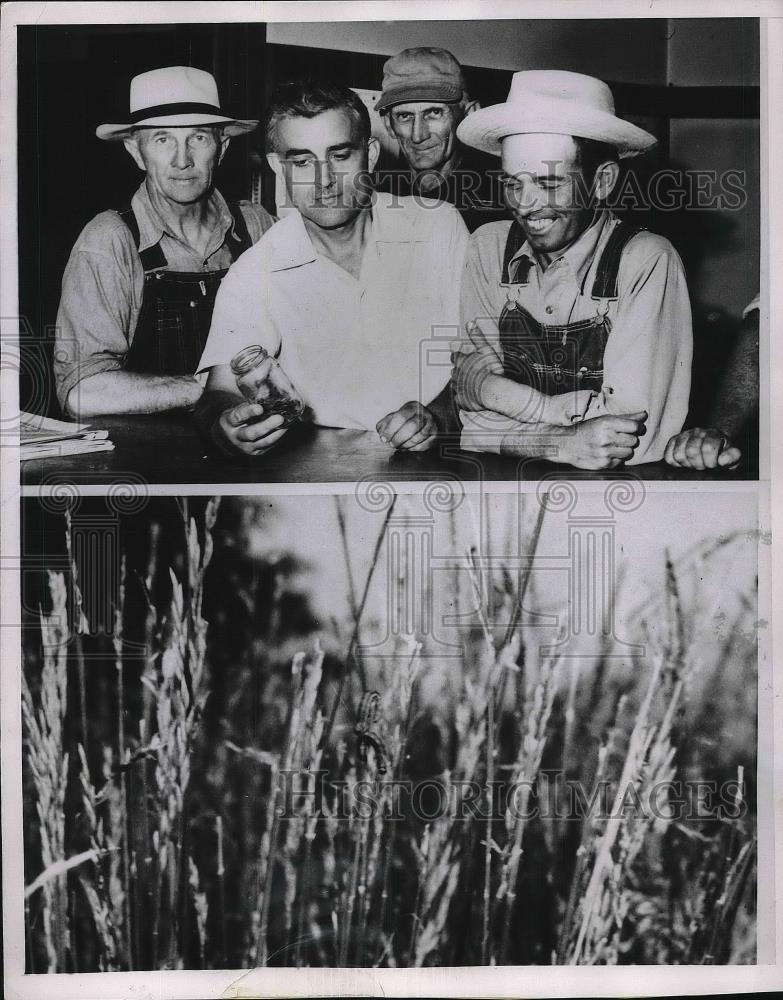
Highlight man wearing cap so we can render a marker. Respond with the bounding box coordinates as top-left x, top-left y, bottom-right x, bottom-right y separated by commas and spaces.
376, 47, 502, 233
451, 70, 693, 469
54, 66, 275, 419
